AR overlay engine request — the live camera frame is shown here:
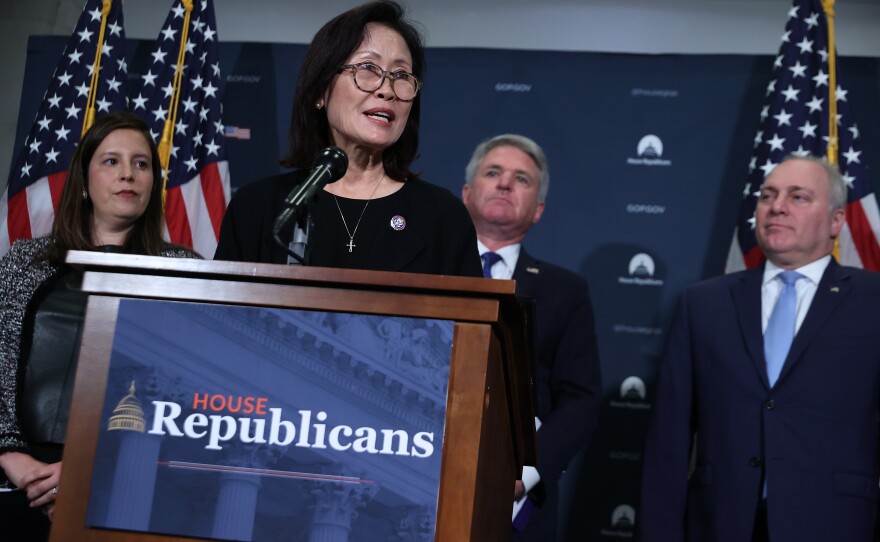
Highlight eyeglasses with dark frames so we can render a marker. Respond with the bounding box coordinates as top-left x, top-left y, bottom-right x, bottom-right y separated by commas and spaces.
338, 62, 422, 102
